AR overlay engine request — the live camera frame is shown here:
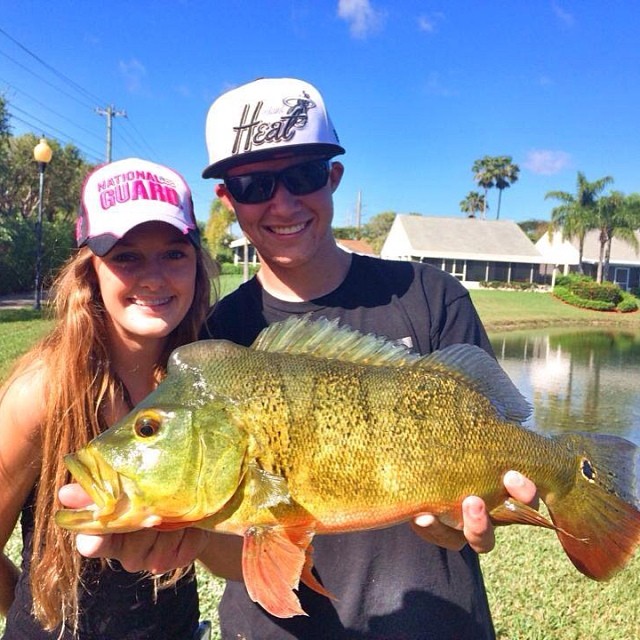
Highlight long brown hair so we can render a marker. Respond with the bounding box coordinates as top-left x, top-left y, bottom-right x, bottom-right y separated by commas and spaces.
6, 244, 217, 631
